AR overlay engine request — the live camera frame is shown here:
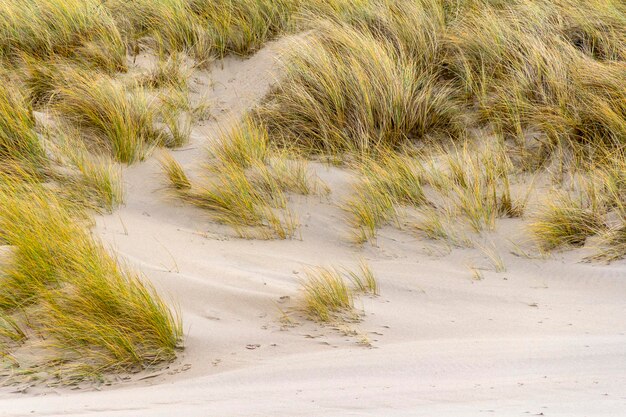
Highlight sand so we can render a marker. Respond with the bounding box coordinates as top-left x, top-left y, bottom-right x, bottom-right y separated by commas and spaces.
1, 38, 625, 417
